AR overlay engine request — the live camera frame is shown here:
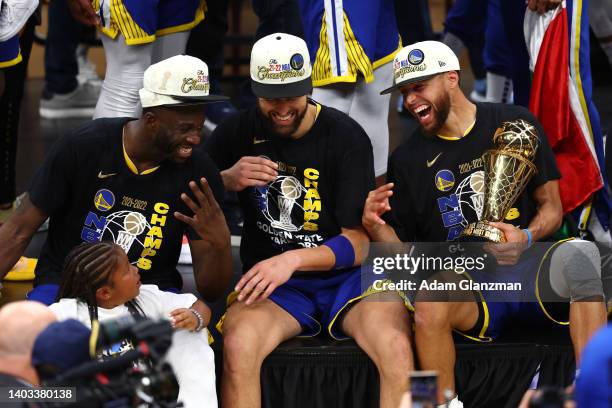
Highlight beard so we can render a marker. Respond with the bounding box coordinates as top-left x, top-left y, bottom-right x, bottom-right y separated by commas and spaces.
421, 91, 451, 137
258, 104, 308, 138
152, 127, 187, 162
153, 127, 175, 154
